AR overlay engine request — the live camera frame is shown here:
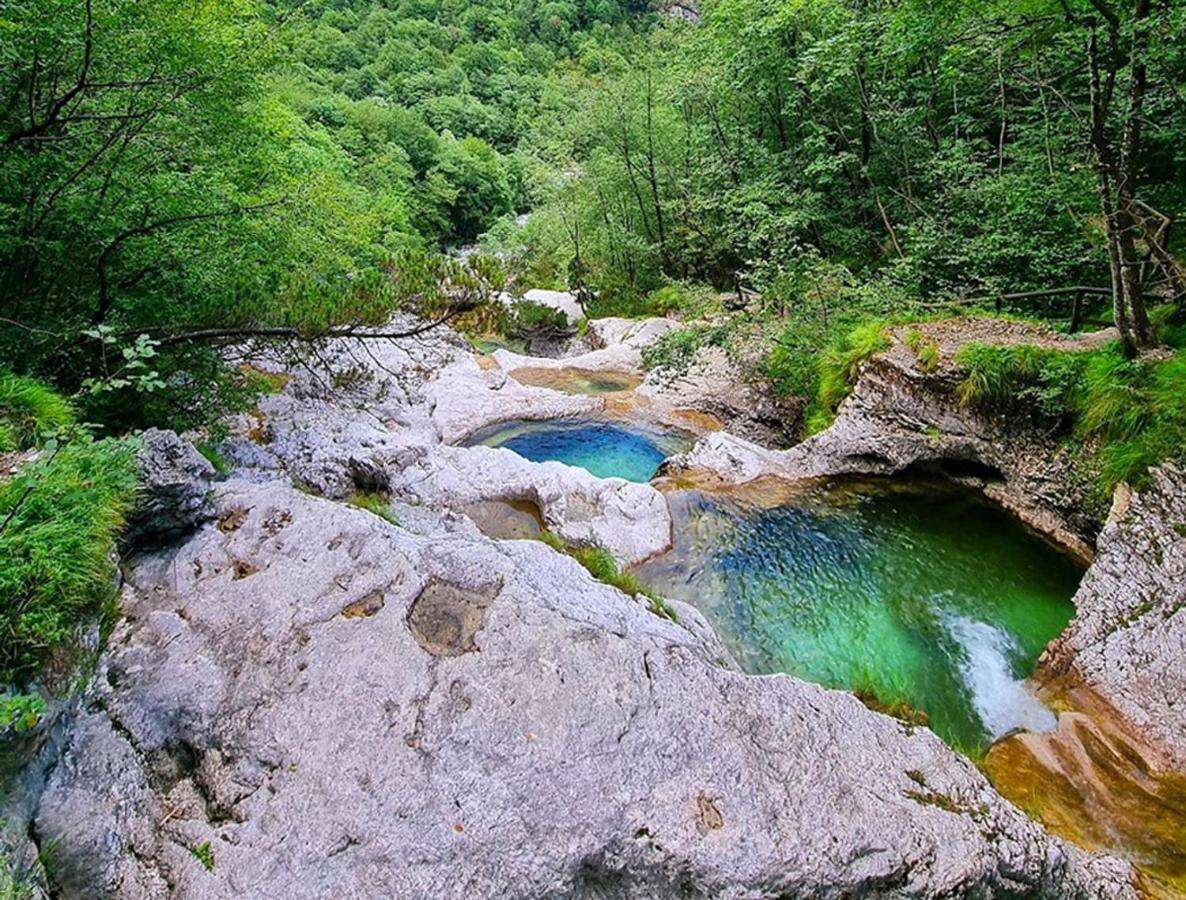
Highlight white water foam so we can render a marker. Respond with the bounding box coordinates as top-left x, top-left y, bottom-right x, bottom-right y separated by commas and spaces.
943, 614, 1057, 740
